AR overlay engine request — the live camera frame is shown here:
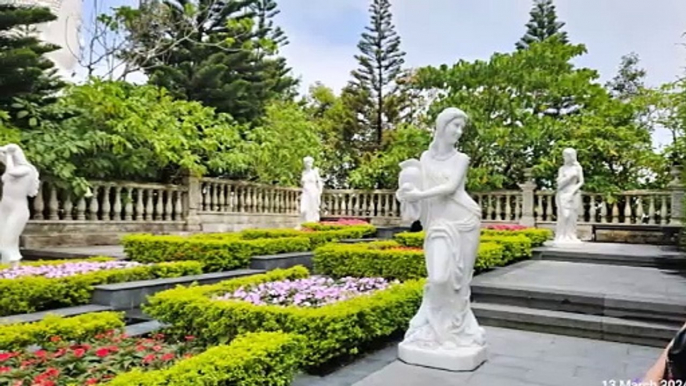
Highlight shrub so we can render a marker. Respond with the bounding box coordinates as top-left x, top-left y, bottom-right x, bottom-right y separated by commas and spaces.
0, 260, 202, 316
240, 225, 376, 248
302, 219, 371, 231
482, 228, 552, 247
108, 332, 304, 386
480, 235, 532, 263
0, 312, 125, 351
123, 234, 310, 272
313, 242, 506, 281
393, 232, 424, 248
144, 266, 422, 370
